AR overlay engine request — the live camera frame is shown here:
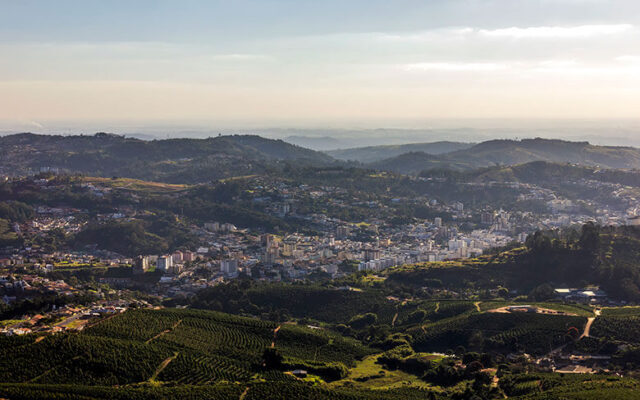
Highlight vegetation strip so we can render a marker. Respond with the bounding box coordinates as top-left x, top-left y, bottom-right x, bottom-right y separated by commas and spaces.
145, 319, 182, 344
150, 352, 179, 382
